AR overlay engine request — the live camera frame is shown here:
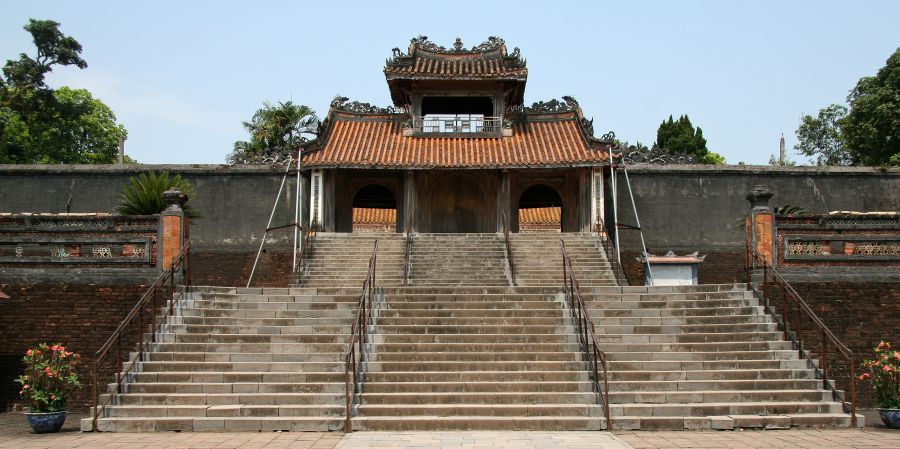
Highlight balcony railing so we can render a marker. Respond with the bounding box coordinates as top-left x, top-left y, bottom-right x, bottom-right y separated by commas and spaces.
410, 114, 502, 136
